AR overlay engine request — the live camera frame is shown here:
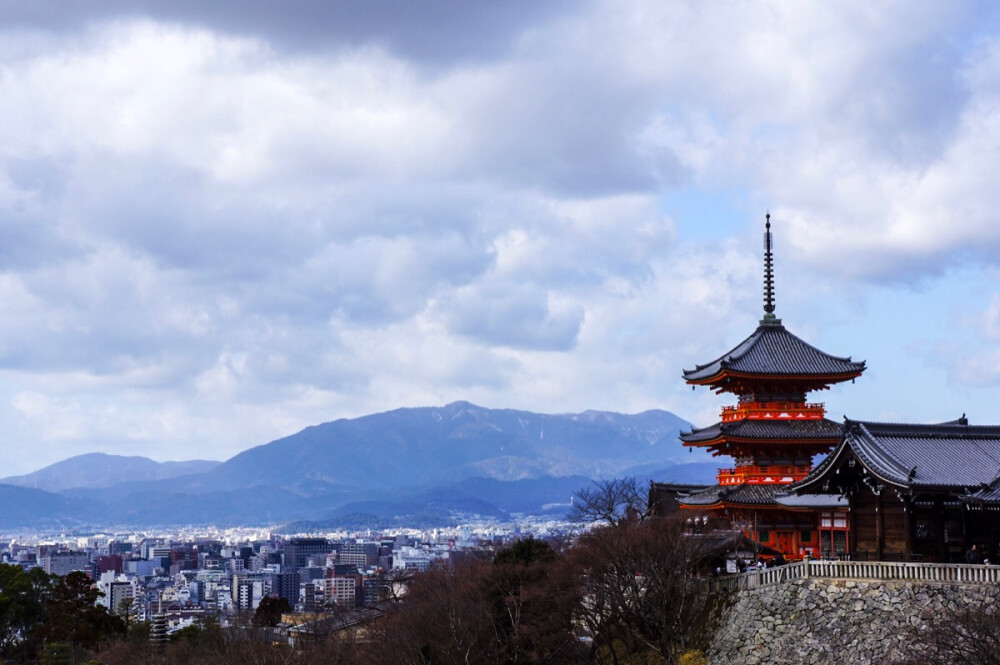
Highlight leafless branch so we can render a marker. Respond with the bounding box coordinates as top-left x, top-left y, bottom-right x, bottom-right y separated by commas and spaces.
568, 477, 650, 526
